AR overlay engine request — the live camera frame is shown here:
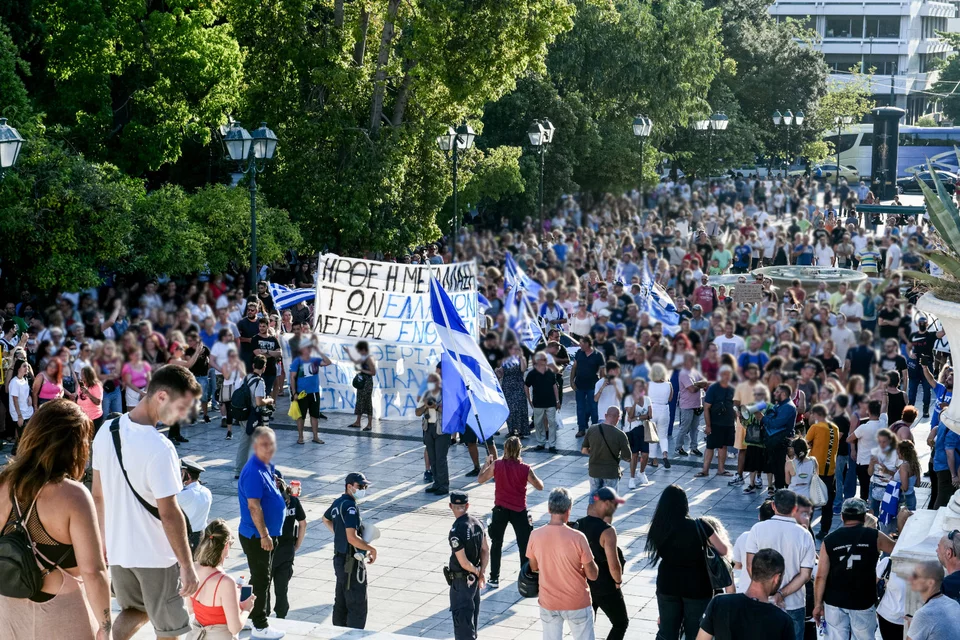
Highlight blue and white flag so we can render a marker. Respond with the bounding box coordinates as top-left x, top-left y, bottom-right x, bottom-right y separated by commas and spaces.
639, 261, 681, 336
430, 277, 509, 440
477, 293, 491, 315
879, 480, 900, 526
504, 252, 541, 303
268, 282, 314, 310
